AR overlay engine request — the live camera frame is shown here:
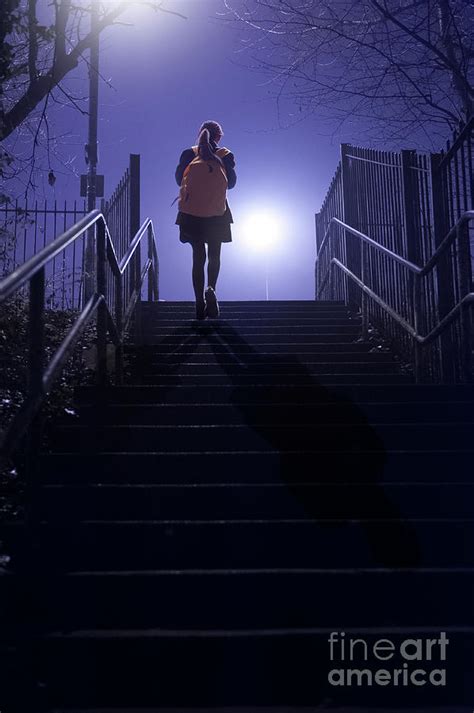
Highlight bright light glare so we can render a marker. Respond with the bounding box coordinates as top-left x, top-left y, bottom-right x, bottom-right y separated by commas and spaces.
241, 212, 282, 252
